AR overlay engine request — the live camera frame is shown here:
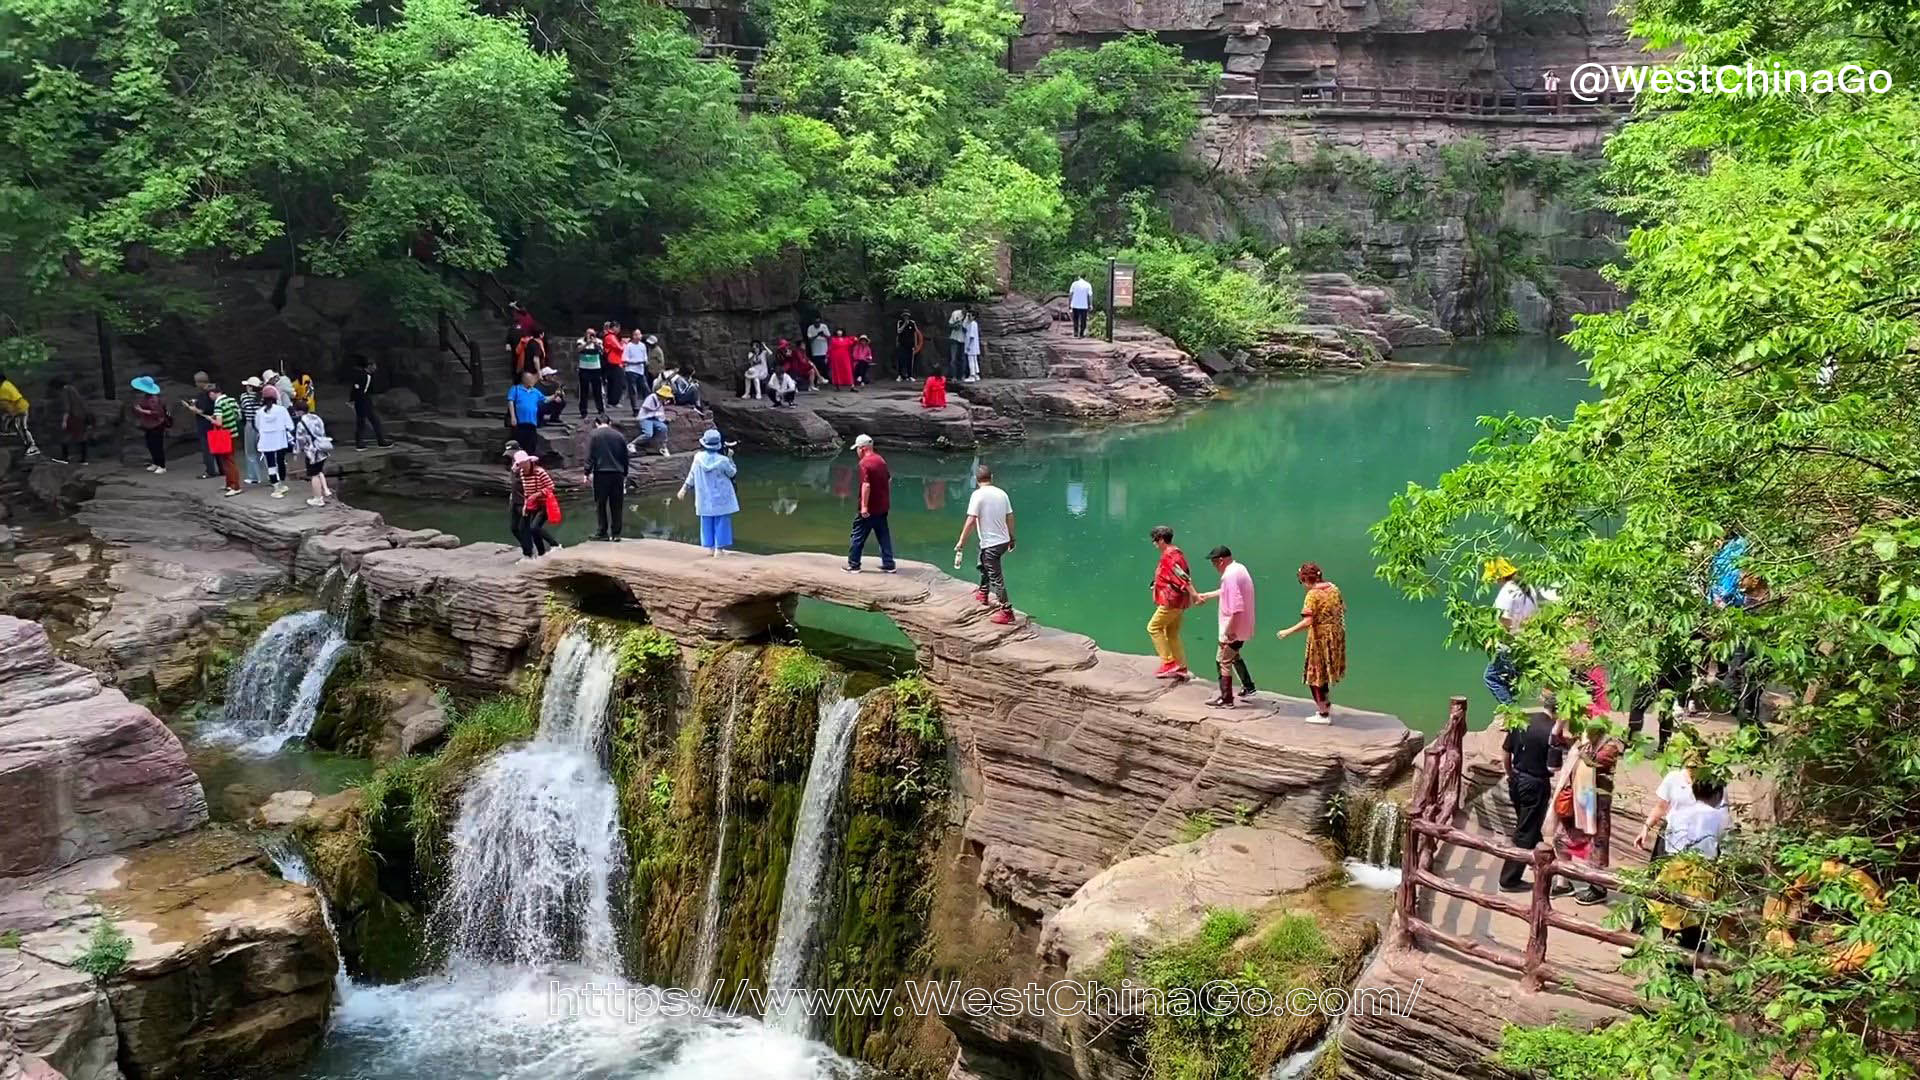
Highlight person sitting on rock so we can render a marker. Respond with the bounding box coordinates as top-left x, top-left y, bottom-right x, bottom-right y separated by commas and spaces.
920, 372, 948, 410
770, 367, 797, 407
632, 387, 671, 456
535, 367, 567, 424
